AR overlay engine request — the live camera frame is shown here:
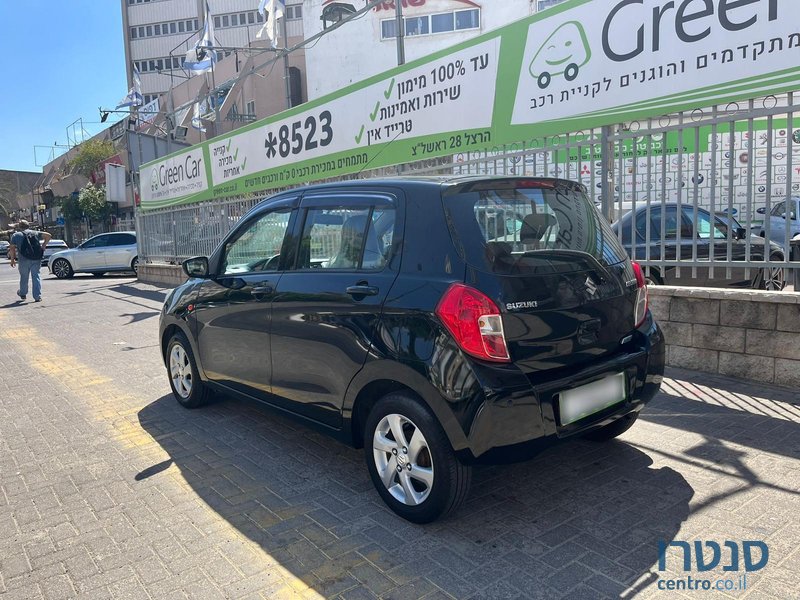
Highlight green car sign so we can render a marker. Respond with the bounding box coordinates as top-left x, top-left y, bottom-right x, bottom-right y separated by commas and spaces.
529, 21, 591, 89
